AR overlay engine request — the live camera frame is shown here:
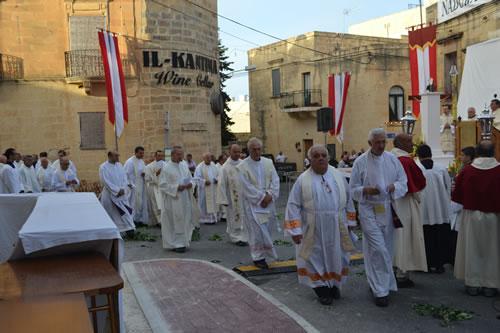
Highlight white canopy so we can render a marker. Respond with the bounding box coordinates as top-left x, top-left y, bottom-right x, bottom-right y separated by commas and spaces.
458, 38, 500, 119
